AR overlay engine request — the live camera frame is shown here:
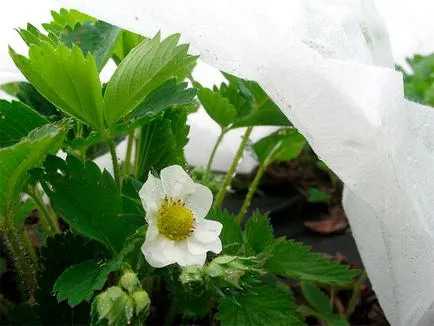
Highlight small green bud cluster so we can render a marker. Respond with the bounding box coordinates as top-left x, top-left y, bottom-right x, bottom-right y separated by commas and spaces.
92, 271, 150, 325
180, 255, 263, 288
